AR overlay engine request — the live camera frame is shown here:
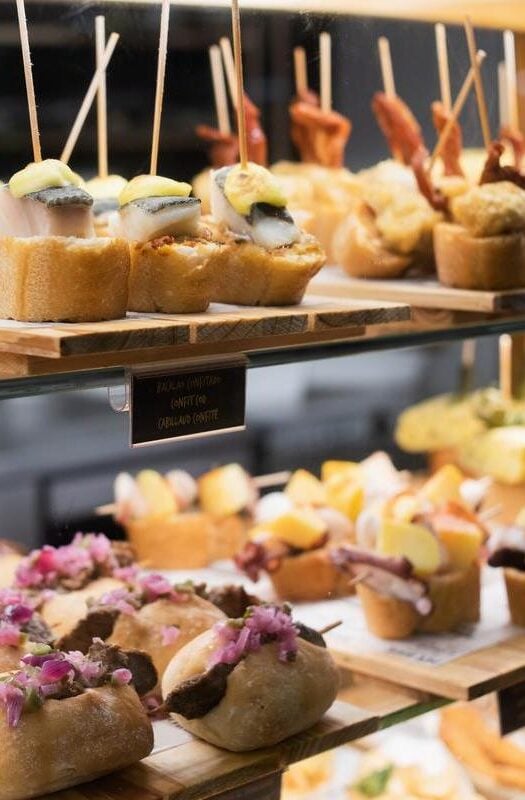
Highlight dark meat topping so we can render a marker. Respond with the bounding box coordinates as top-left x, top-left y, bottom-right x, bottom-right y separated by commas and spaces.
331, 546, 414, 579
480, 140, 525, 189
164, 662, 235, 719
24, 615, 54, 645
26, 186, 93, 207
488, 548, 525, 572
295, 622, 326, 648
196, 584, 261, 618
87, 640, 158, 697
55, 608, 119, 653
